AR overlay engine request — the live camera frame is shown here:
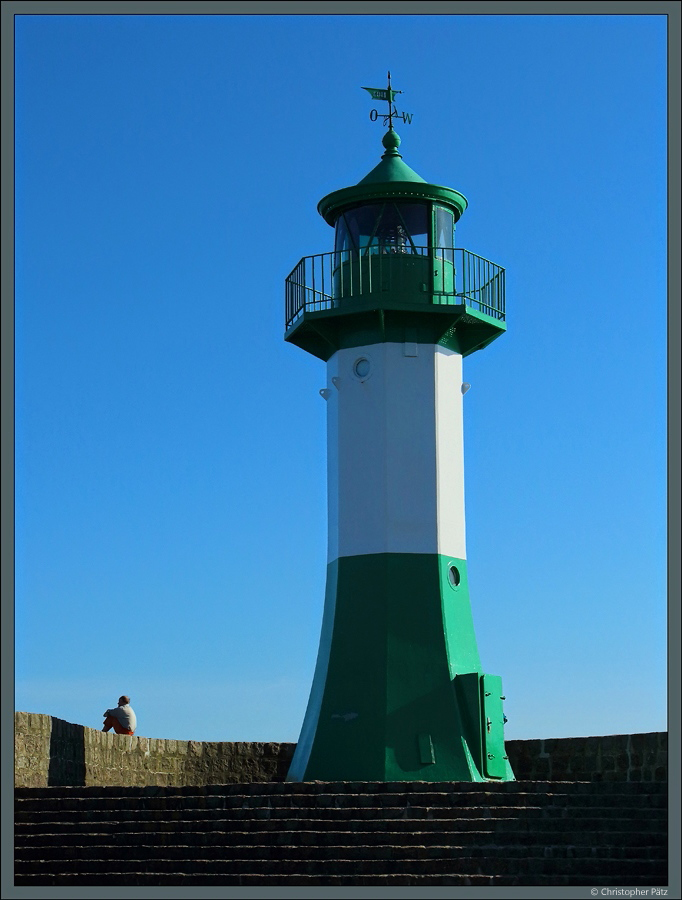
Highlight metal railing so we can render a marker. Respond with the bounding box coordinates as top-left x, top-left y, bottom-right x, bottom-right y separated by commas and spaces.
285, 246, 505, 330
